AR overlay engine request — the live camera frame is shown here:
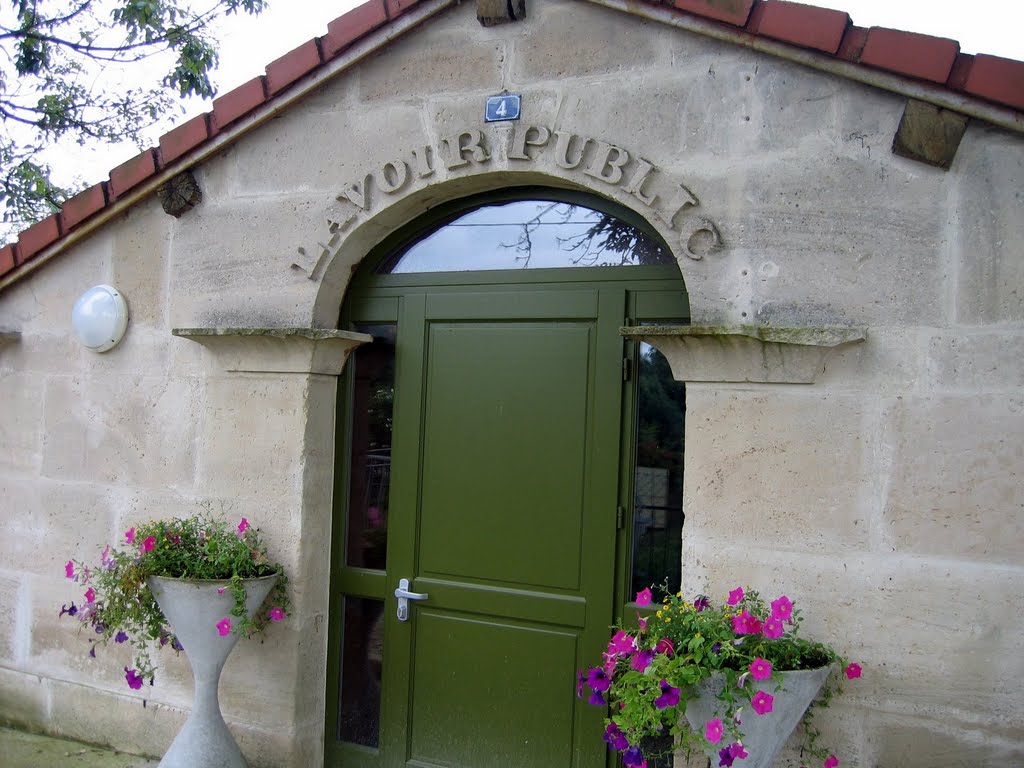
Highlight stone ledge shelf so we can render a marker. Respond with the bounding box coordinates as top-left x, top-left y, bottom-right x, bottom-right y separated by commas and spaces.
172, 327, 373, 375
620, 325, 867, 384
